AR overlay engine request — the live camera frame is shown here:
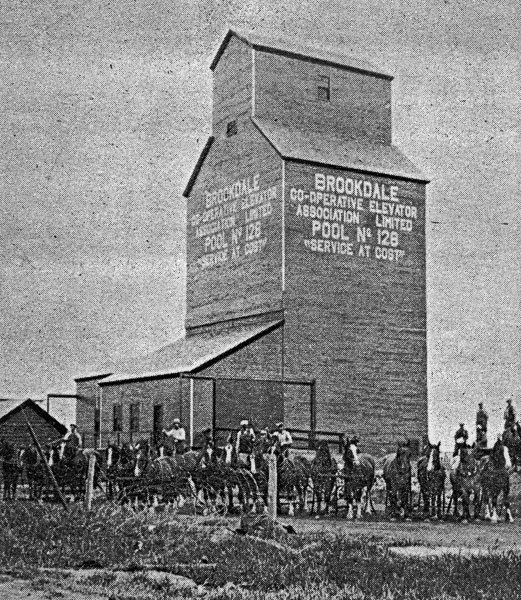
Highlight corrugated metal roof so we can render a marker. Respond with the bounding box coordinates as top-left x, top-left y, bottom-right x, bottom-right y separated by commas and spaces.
99, 320, 283, 385
252, 117, 429, 183
211, 29, 392, 80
